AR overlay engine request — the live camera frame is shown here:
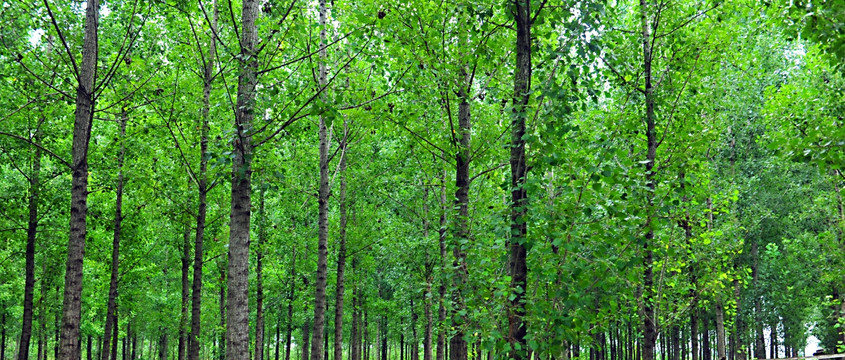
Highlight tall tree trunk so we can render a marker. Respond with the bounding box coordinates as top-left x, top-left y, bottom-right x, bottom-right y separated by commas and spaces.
436, 159, 448, 360
715, 300, 726, 360
751, 242, 765, 360
38, 261, 45, 360
335, 118, 349, 360
412, 298, 419, 360
303, 320, 312, 360
19, 123, 42, 360
351, 262, 361, 360
680, 170, 699, 360
189, 2, 217, 360
110, 311, 118, 360
101, 112, 127, 360
256, 184, 267, 360
59, 0, 99, 357
2, 310, 6, 360
227, 0, 259, 356
276, 318, 282, 360
311, 0, 330, 358
508, 2, 532, 359
160, 332, 169, 360
731, 275, 743, 360
450, 80, 472, 360
285, 250, 298, 360
218, 260, 227, 360
702, 317, 711, 360
639, 1, 658, 360
179, 223, 190, 360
